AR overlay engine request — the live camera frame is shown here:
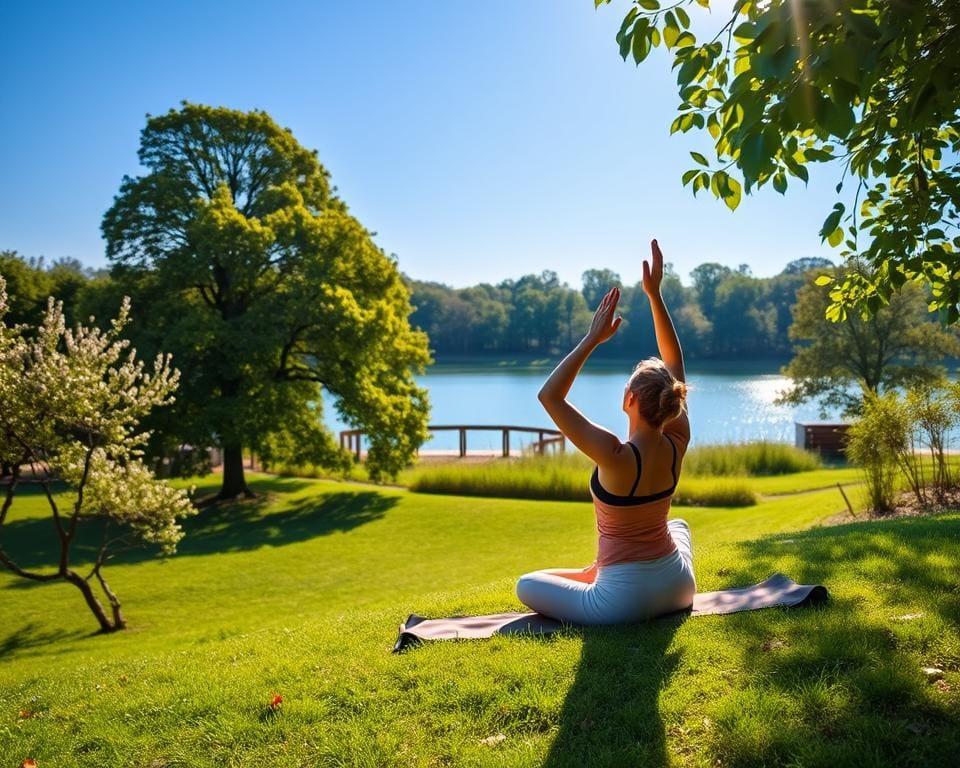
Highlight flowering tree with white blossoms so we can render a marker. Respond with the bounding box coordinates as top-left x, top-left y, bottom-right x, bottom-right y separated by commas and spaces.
0, 275, 195, 632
